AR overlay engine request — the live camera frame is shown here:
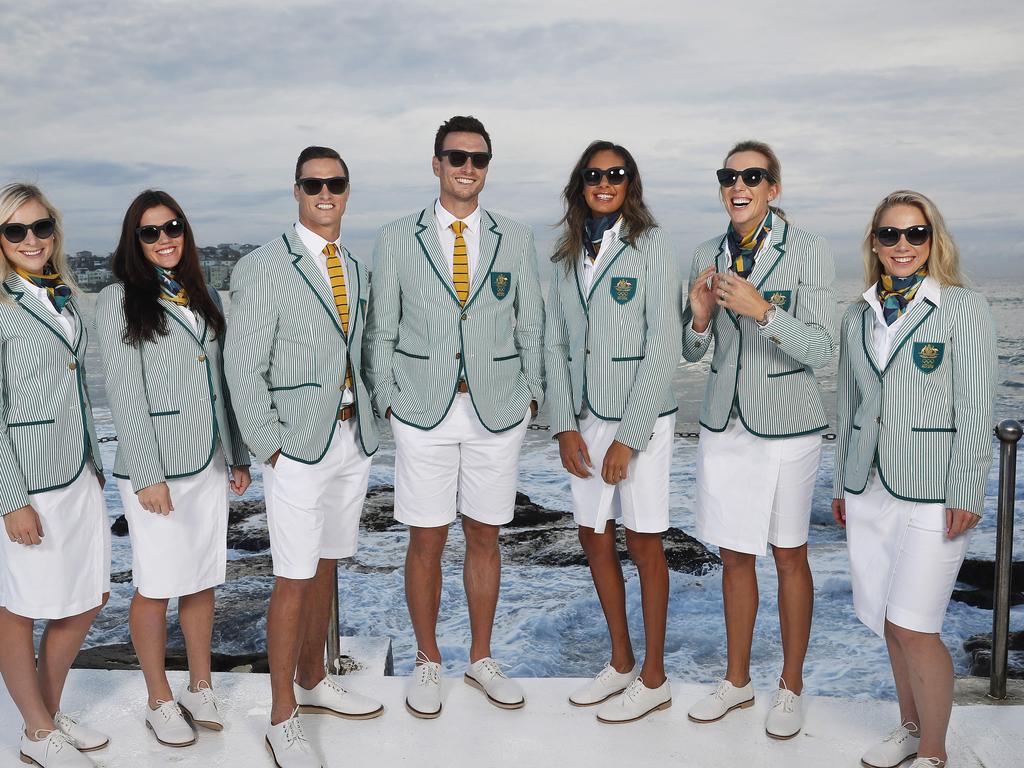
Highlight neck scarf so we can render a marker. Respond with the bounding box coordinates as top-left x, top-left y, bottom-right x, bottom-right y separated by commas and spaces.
15, 265, 73, 313
877, 267, 928, 326
726, 212, 772, 278
583, 212, 622, 264
156, 266, 189, 306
